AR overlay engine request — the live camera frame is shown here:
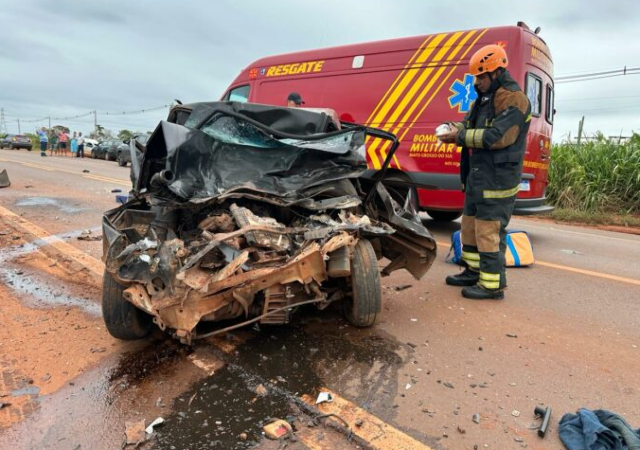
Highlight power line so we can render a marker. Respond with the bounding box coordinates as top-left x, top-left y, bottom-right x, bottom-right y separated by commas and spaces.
556, 94, 640, 103
556, 66, 640, 84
